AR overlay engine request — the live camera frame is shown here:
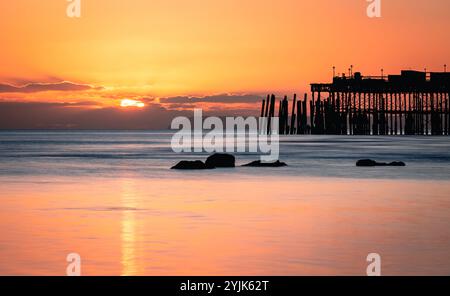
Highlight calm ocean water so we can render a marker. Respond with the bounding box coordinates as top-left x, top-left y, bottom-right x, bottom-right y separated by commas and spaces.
0, 131, 449, 275
1, 131, 450, 180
